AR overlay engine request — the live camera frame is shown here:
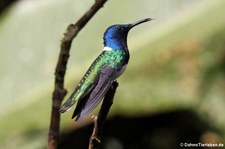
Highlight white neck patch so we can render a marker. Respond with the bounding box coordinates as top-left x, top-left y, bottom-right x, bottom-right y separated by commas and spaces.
103, 46, 113, 51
